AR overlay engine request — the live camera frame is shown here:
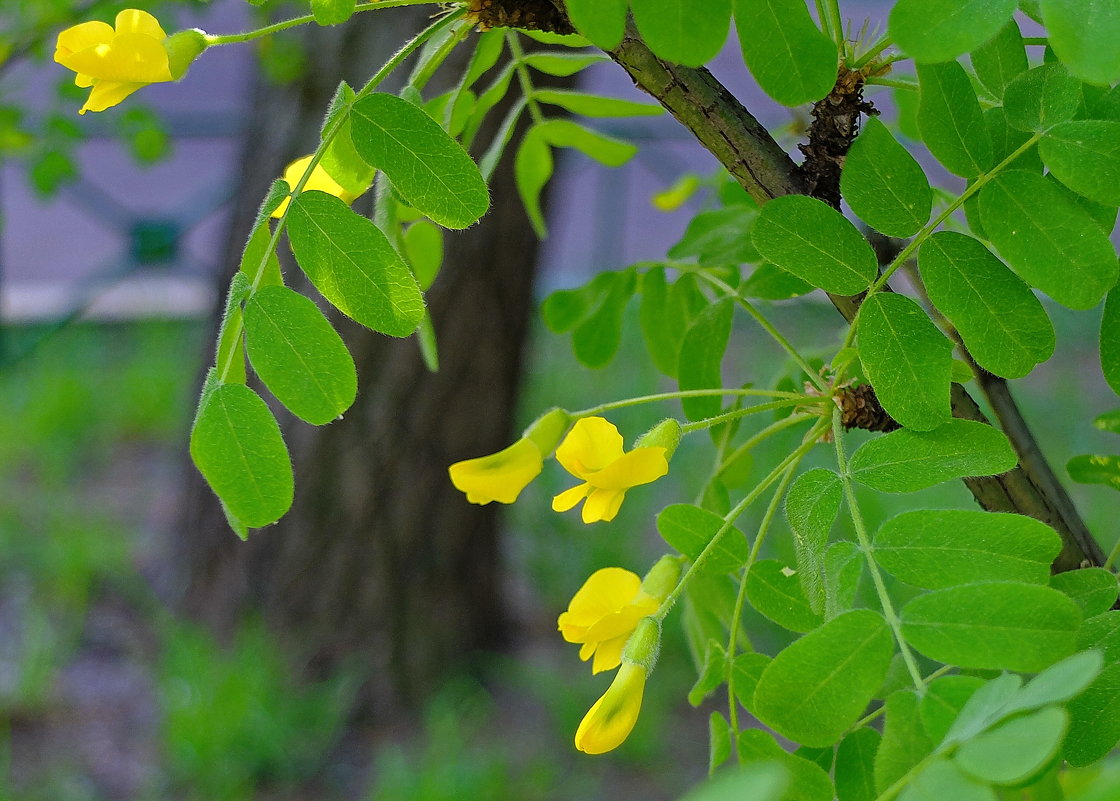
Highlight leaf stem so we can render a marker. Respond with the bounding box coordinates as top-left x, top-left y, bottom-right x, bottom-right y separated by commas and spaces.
715, 412, 817, 475
849, 33, 893, 70
681, 402, 823, 434
203, 0, 441, 46
573, 388, 815, 417
505, 32, 546, 125
831, 406, 924, 691
1105, 535, 1120, 571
